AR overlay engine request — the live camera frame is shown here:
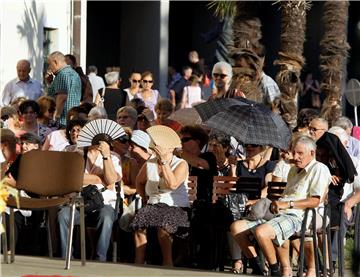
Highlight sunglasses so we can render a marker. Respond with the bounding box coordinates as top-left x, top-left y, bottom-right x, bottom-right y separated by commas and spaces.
117, 136, 130, 144
48, 108, 56, 113
181, 137, 193, 143
1, 115, 9, 121
244, 144, 261, 148
213, 73, 228, 79
132, 79, 141, 83
142, 80, 153, 84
